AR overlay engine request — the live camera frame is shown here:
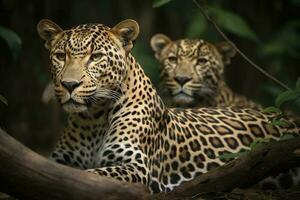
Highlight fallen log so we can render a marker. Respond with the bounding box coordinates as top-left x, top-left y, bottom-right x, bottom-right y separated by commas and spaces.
0, 128, 149, 200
